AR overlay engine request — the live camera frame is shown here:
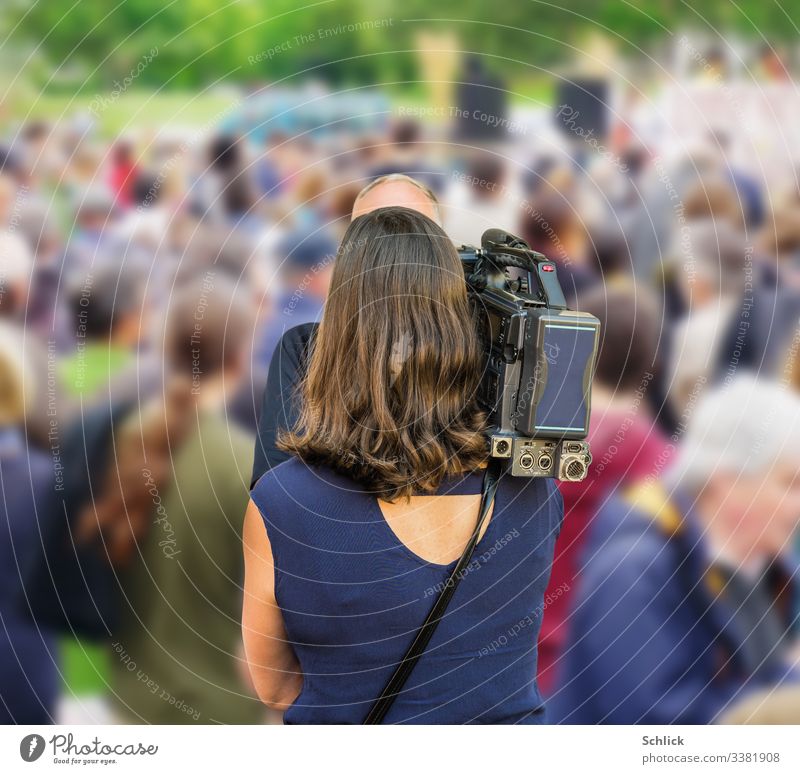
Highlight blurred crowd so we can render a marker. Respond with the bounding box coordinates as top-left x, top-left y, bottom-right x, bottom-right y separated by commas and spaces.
1, 51, 800, 725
